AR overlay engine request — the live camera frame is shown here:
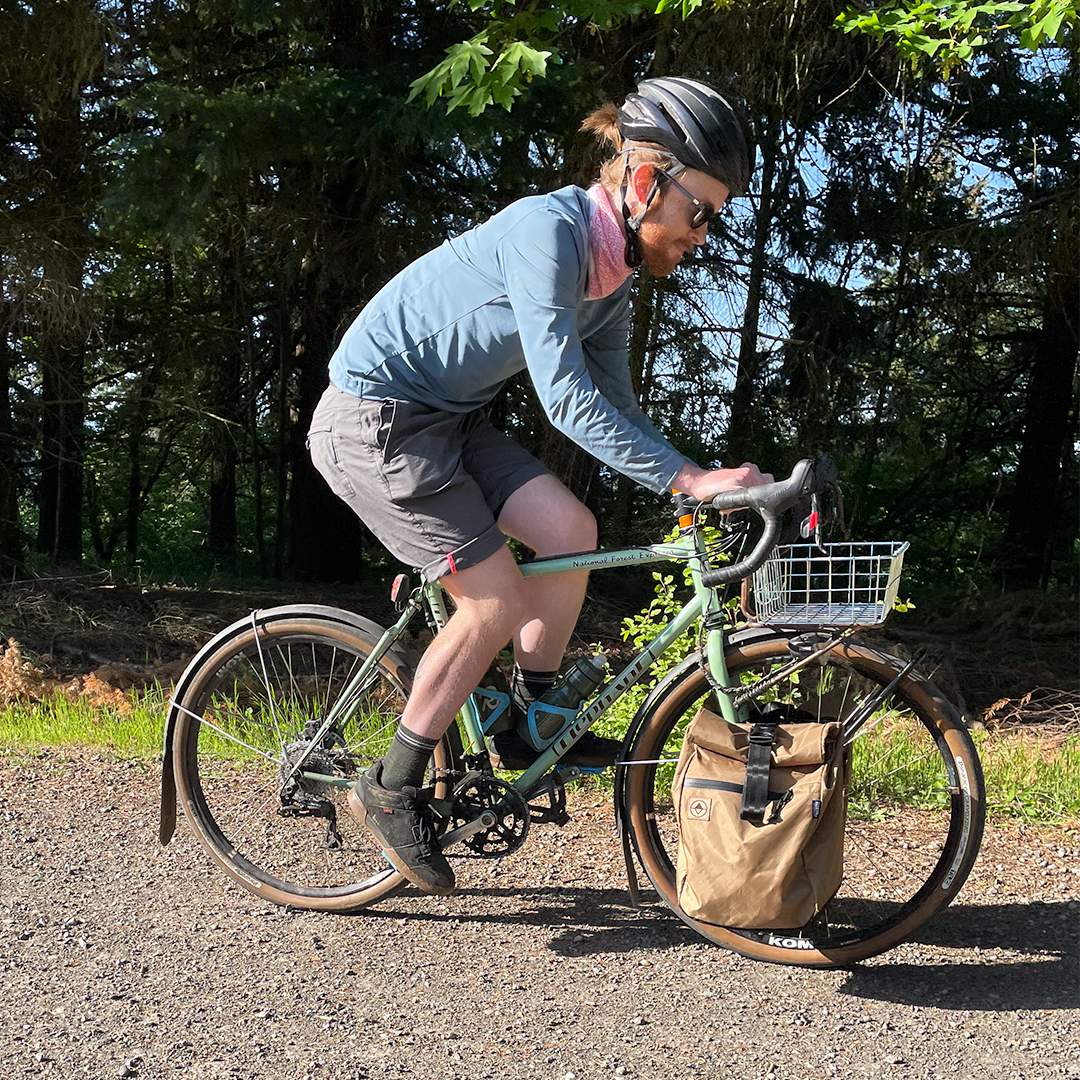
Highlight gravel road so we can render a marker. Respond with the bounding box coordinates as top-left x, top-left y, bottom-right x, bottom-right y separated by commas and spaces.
1, 748, 1077, 1080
